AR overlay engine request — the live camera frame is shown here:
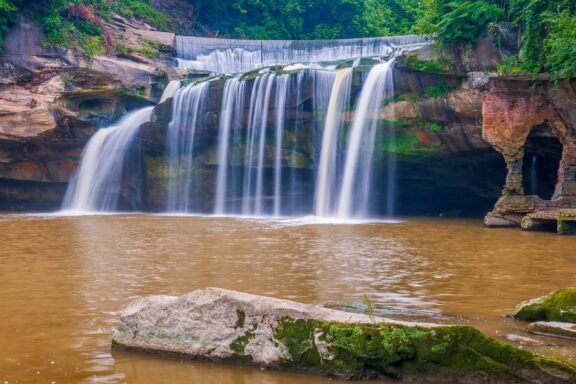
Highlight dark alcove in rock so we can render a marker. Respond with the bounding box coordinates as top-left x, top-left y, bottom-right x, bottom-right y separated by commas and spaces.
522, 130, 563, 200
368, 150, 508, 218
